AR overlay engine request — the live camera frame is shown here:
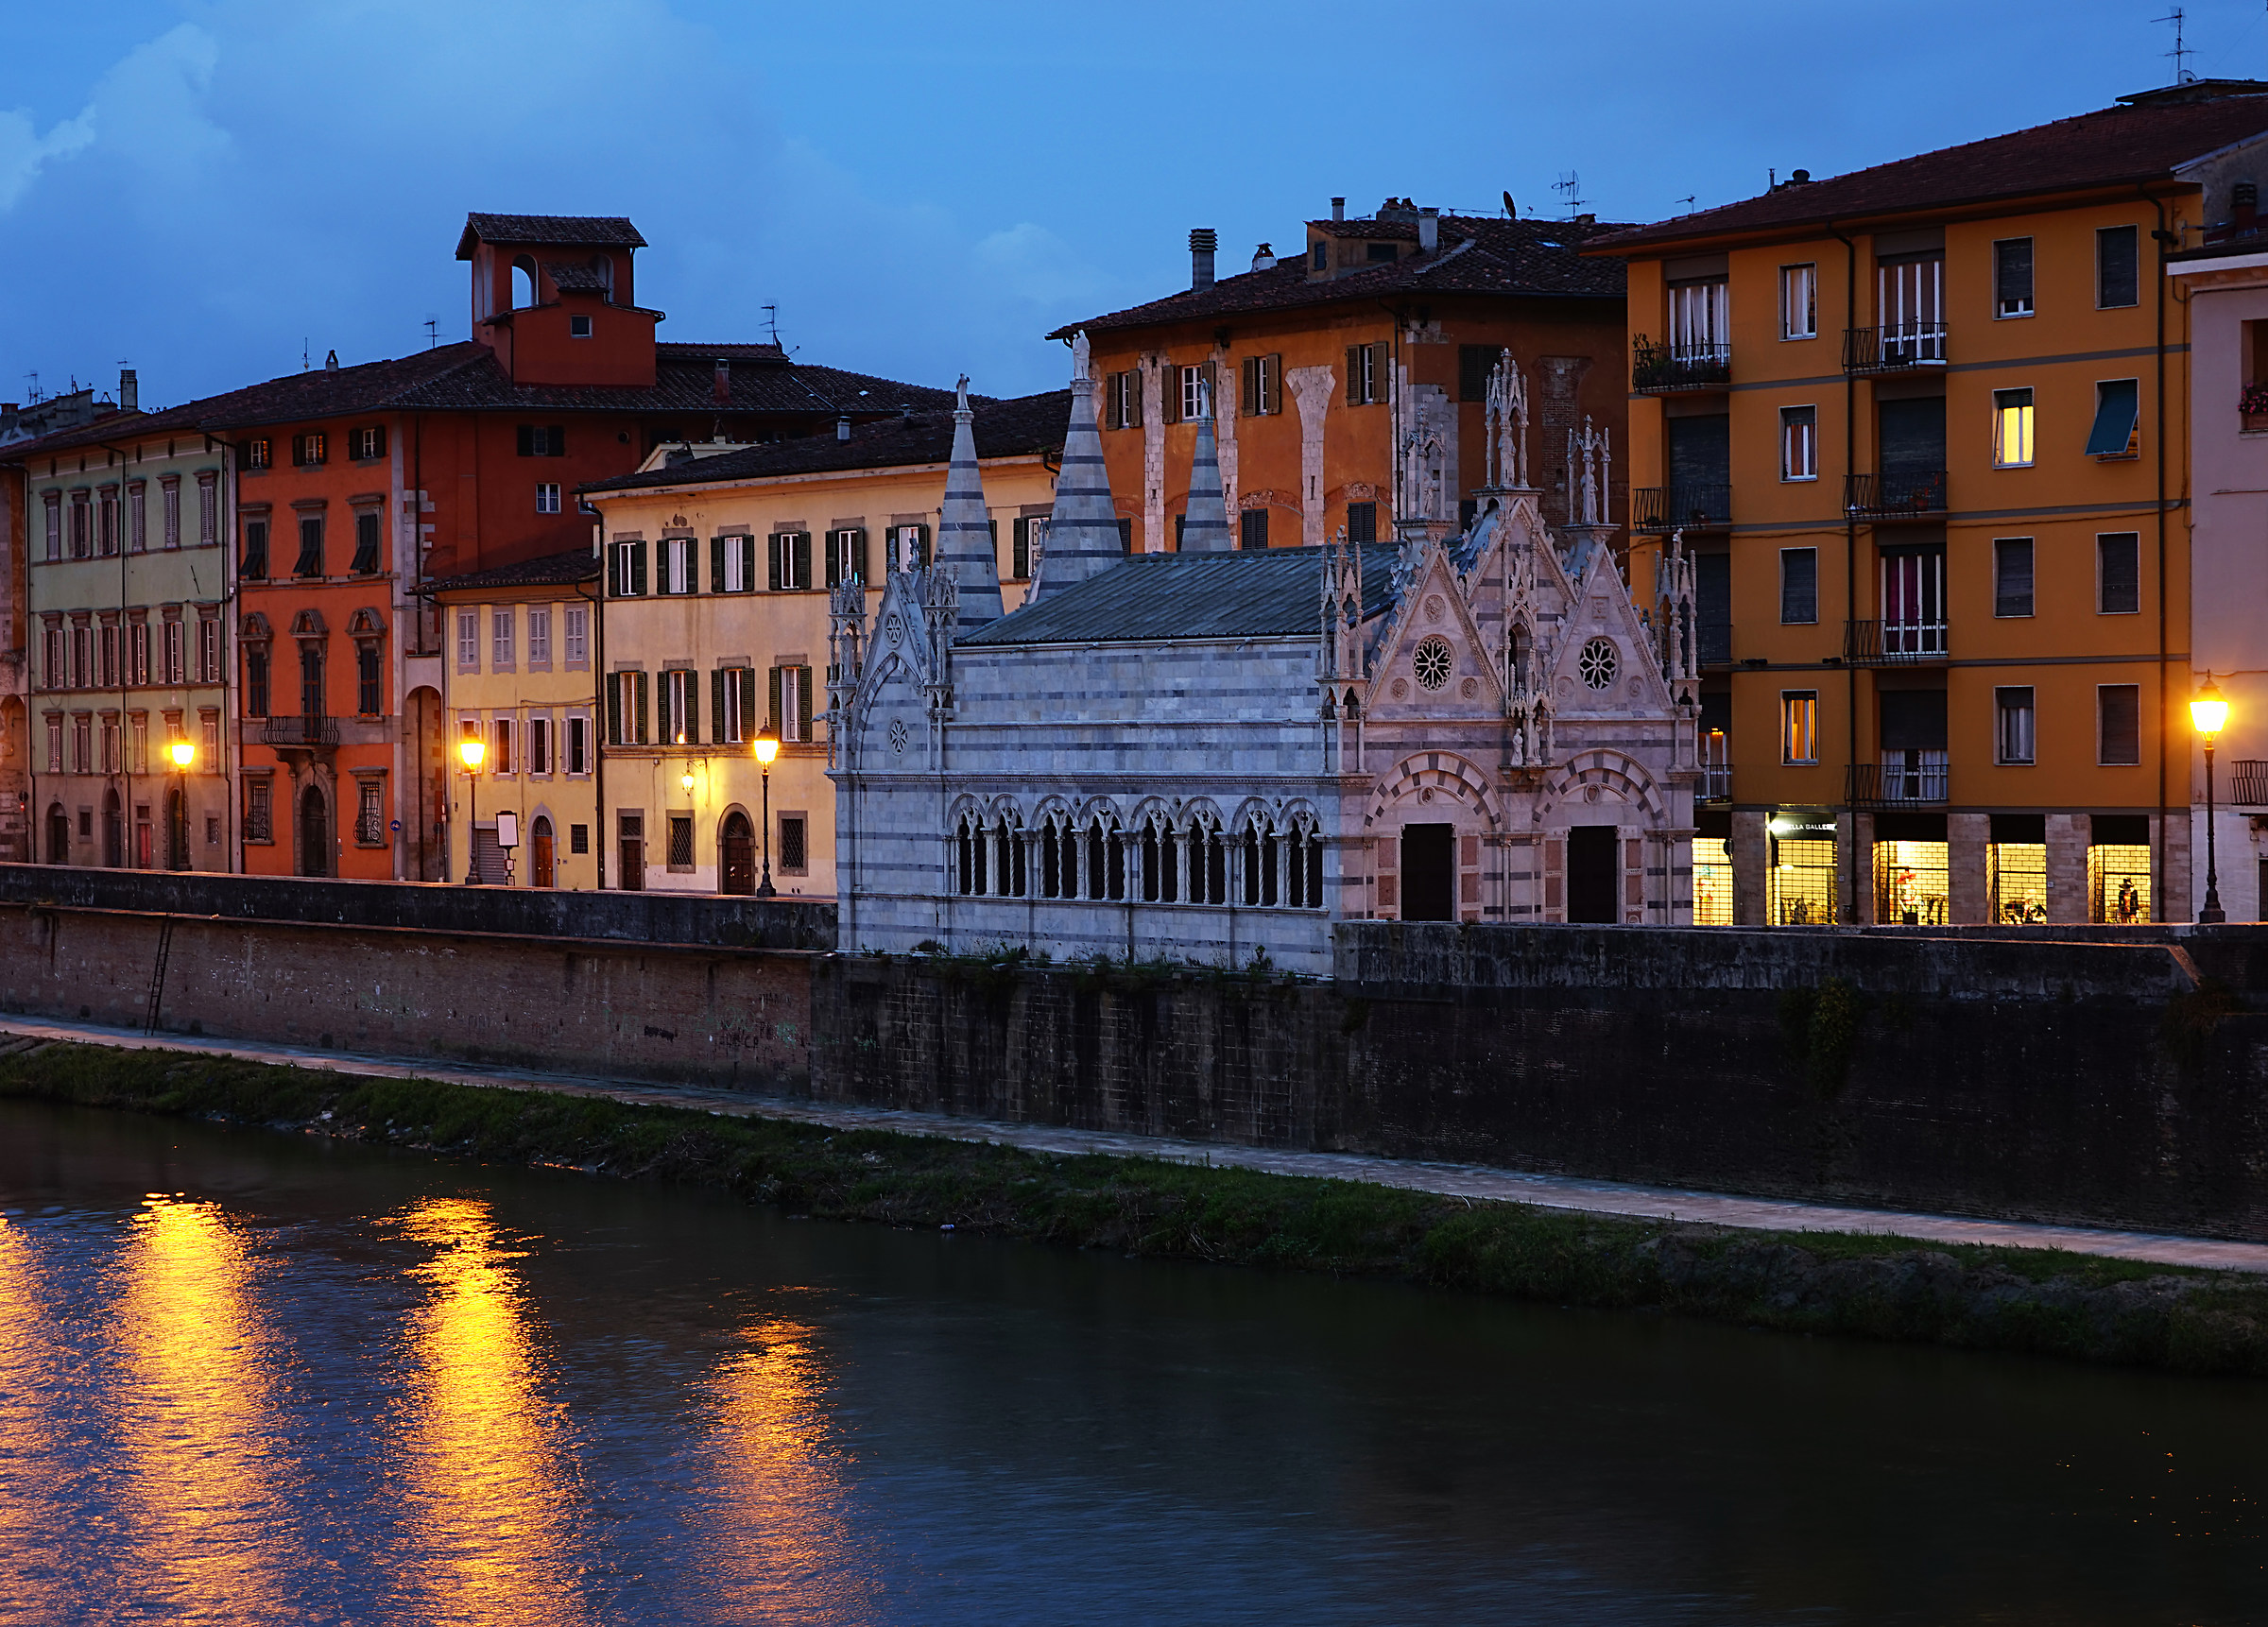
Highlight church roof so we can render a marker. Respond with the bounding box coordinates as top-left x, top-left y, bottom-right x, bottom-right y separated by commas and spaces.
961, 543, 1400, 646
